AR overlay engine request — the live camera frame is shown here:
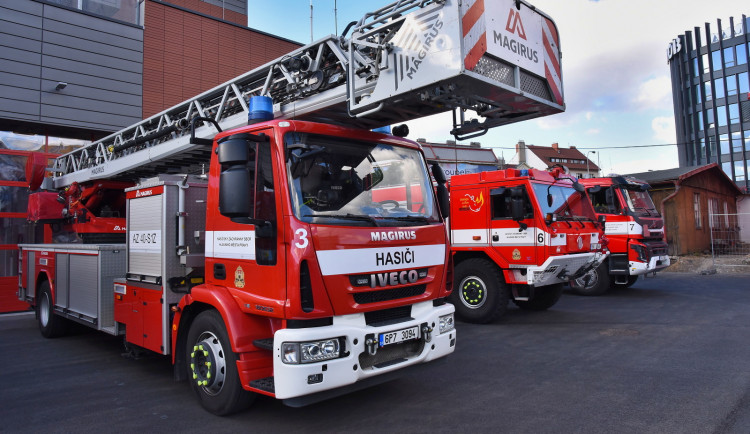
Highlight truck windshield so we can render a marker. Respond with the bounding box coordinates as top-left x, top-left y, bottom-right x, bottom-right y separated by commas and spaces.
531, 182, 597, 222
285, 133, 439, 227
620, 188, 659, 217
